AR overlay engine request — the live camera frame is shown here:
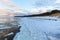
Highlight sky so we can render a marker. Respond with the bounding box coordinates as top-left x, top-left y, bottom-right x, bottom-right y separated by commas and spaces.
0, 0, 37, 11
0, 0, 60, 15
